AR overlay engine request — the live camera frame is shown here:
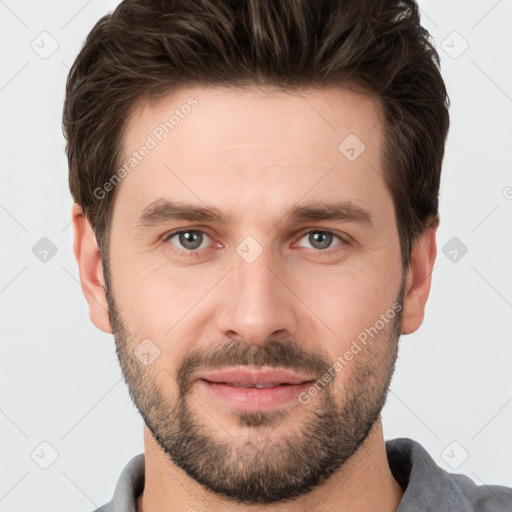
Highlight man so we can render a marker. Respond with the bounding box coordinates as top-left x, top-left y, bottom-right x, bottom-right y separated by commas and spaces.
64, 0, 512, 510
